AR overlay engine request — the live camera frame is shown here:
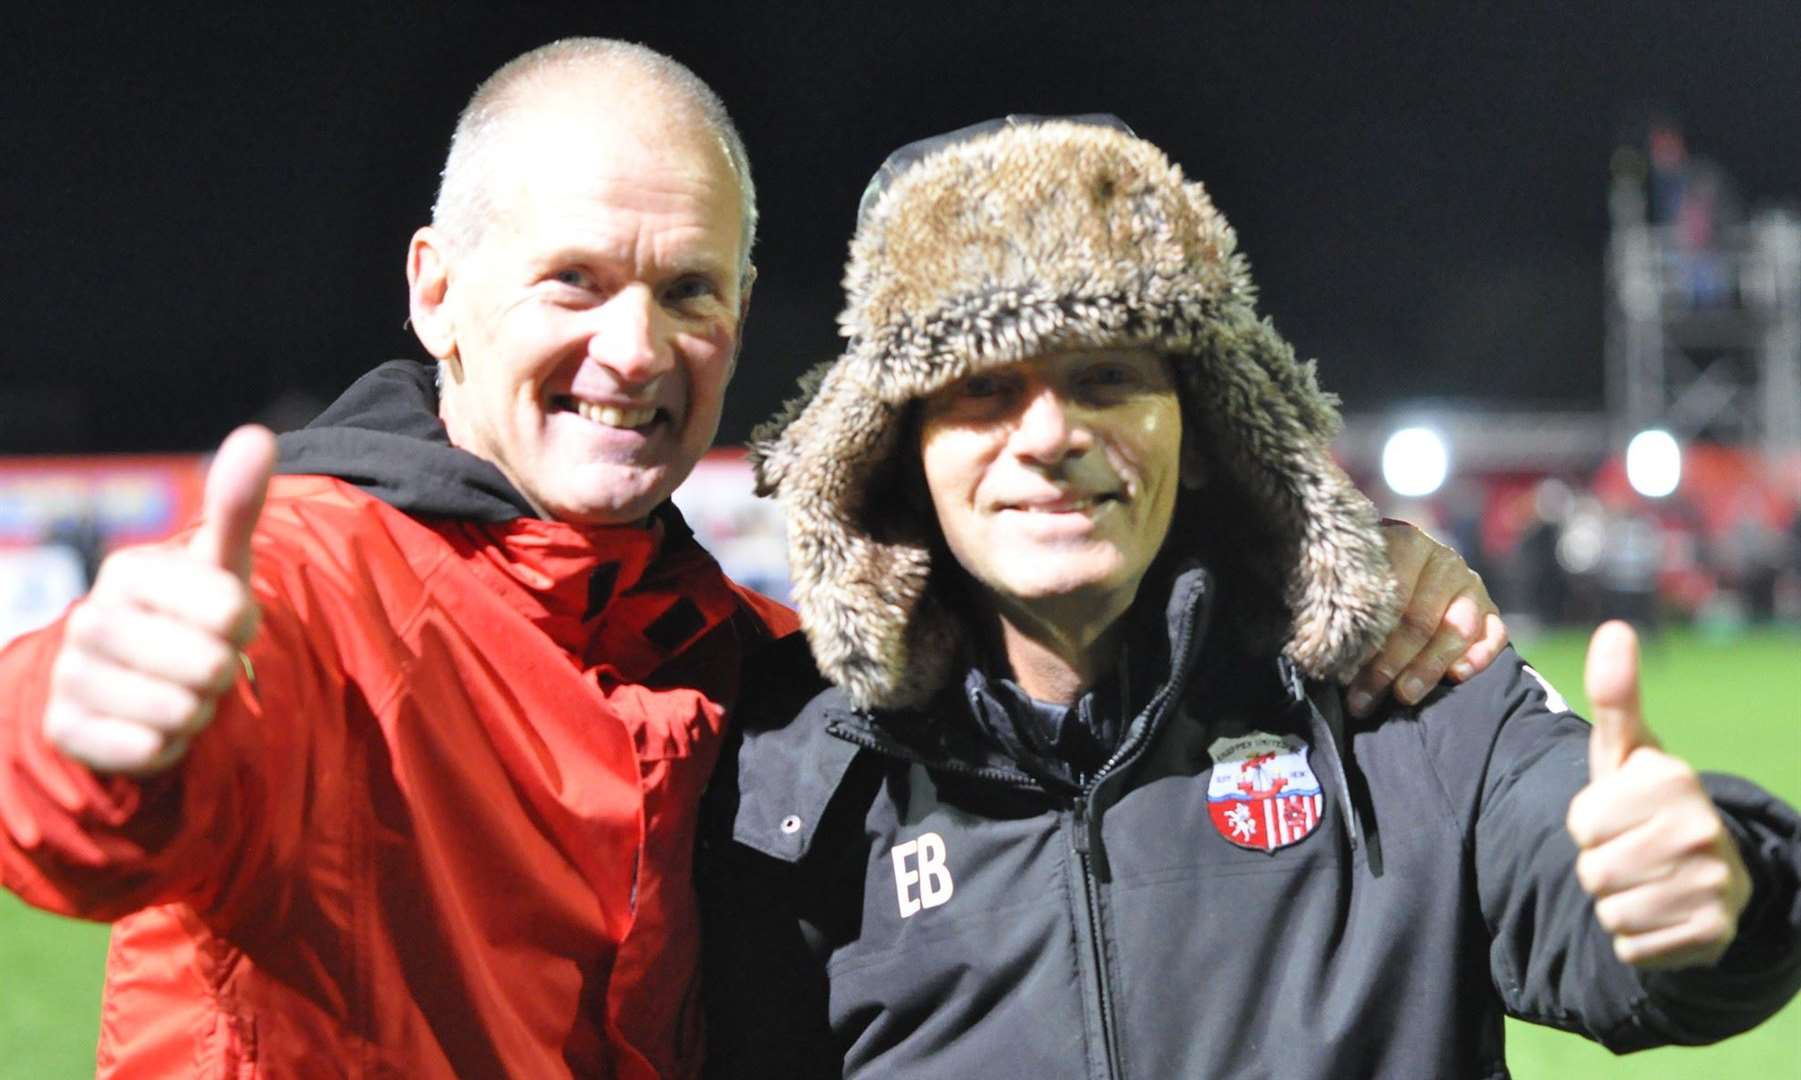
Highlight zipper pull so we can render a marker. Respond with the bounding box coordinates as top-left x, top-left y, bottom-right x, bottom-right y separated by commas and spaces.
1071, 796, 1111, 880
